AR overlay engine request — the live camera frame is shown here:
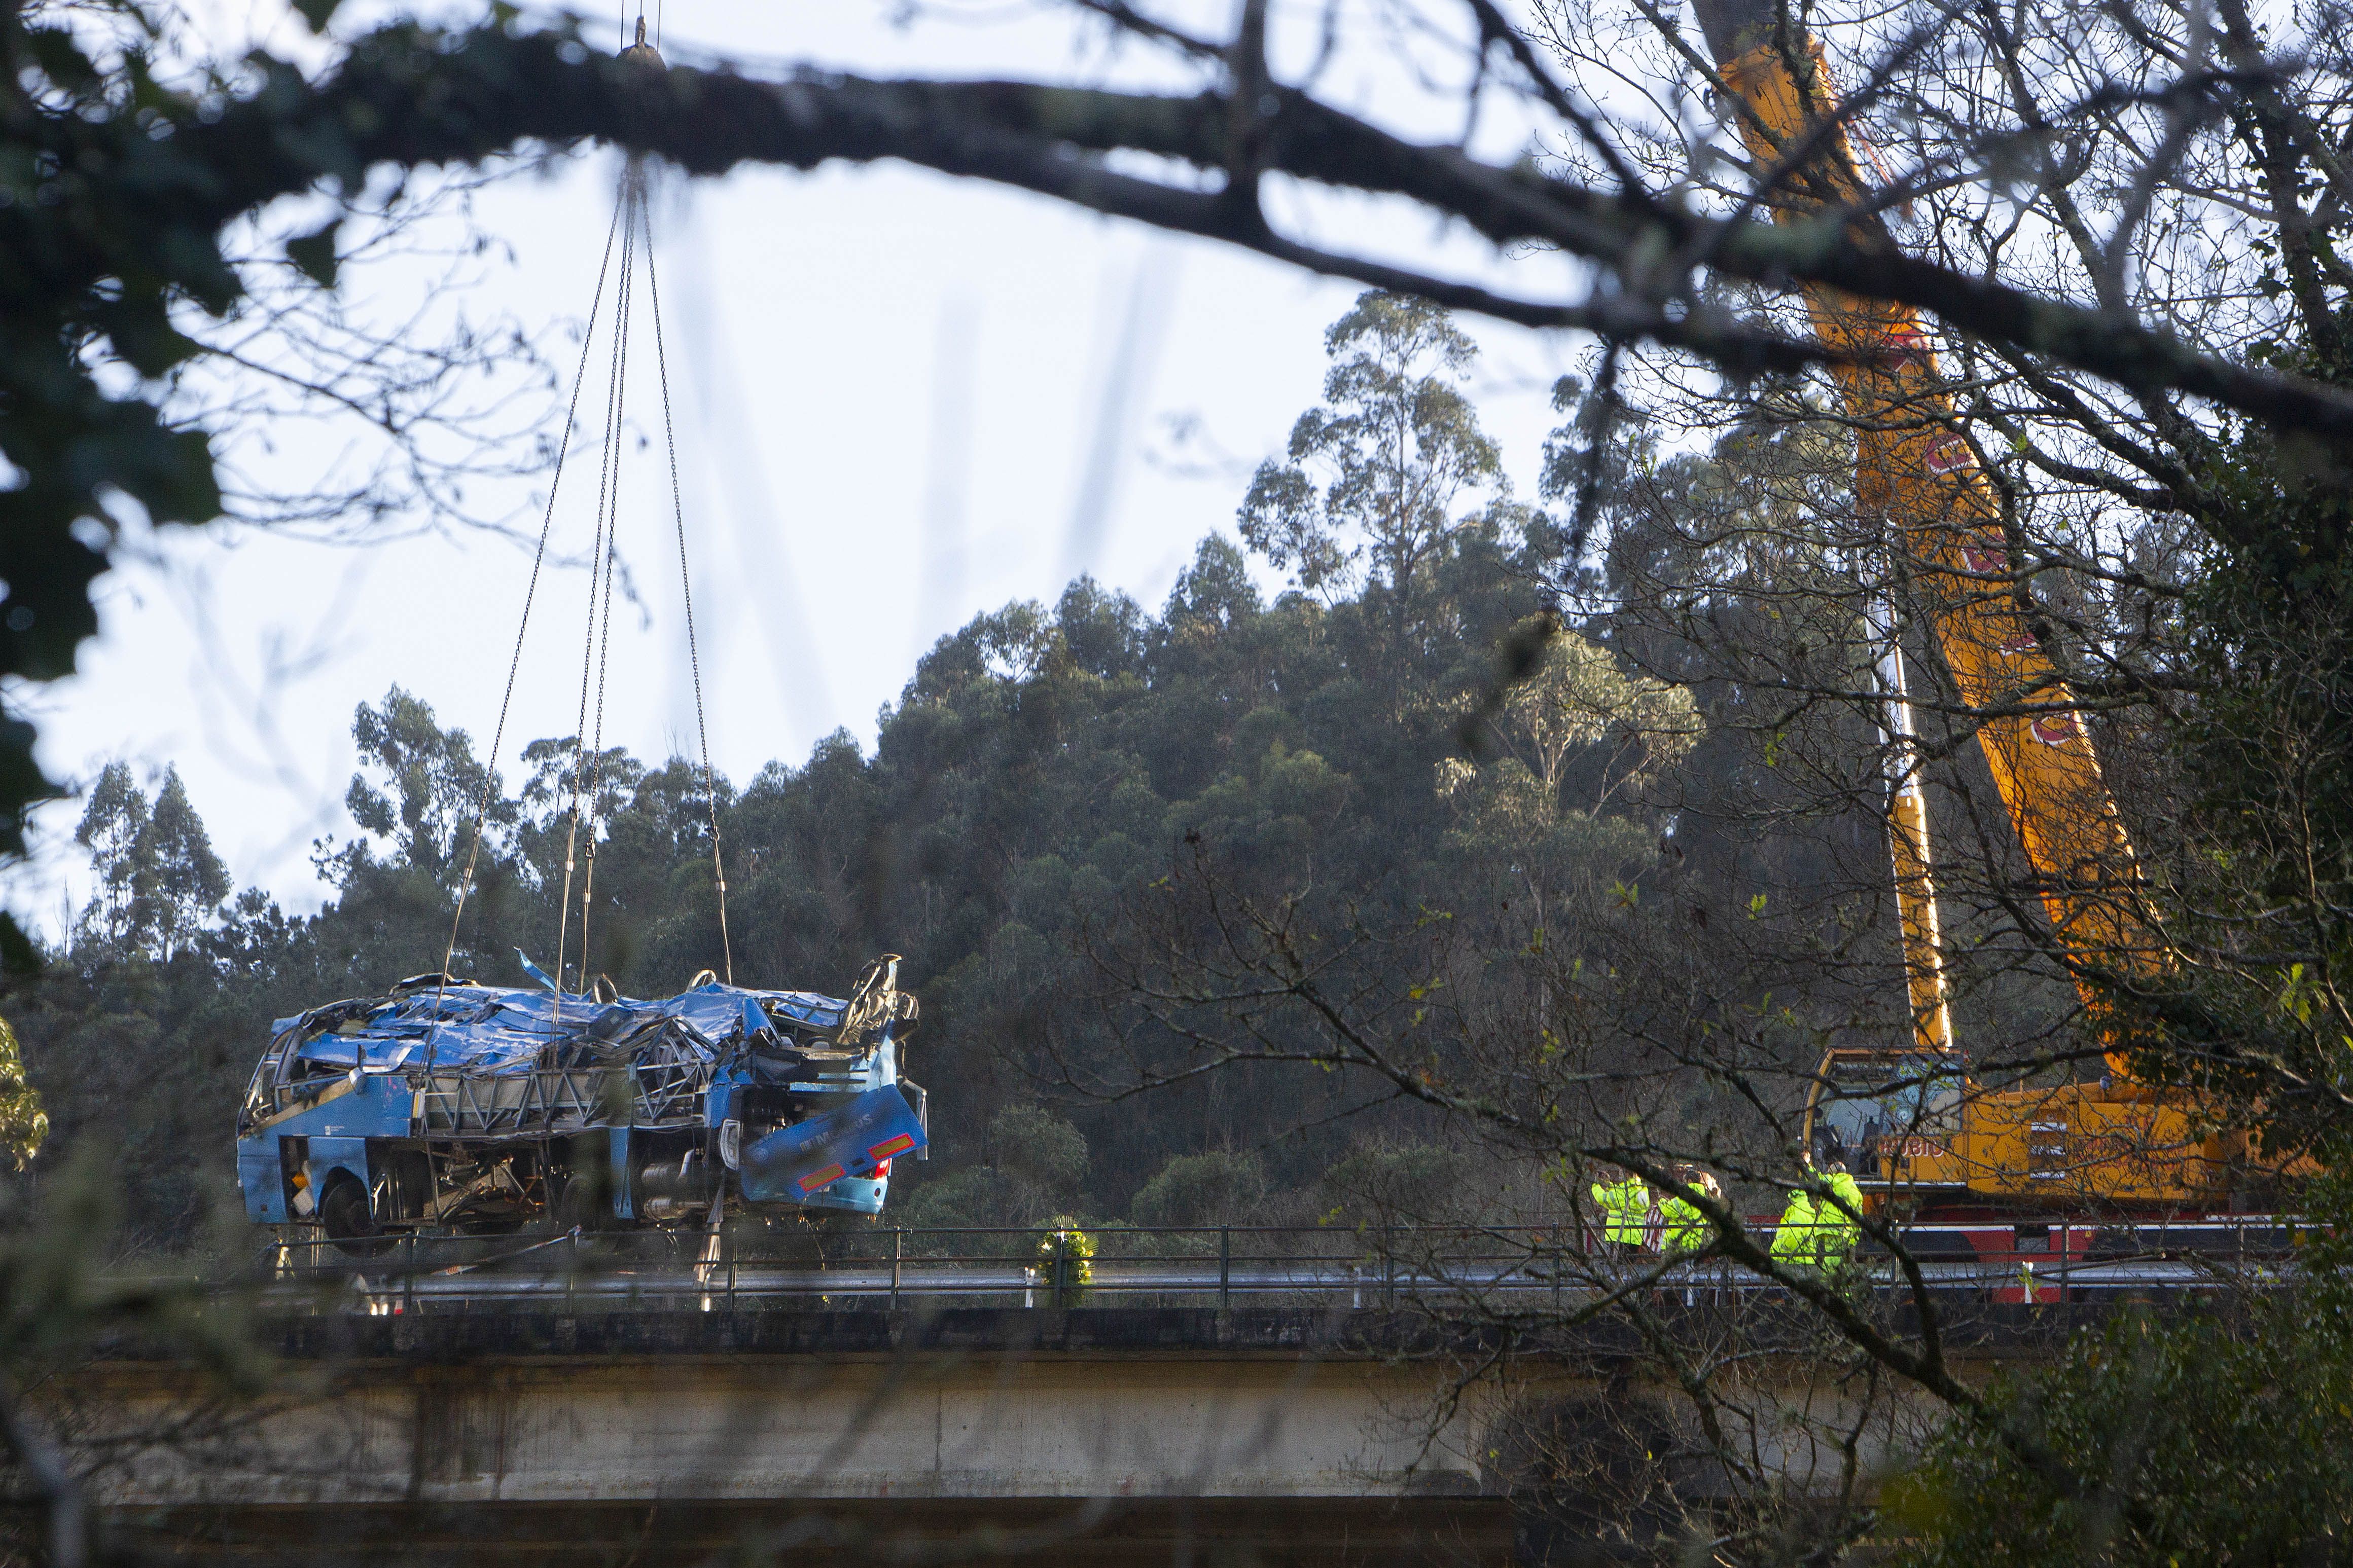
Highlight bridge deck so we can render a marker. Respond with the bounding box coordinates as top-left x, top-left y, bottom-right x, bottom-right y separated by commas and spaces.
72, 1300, 2157, 1565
